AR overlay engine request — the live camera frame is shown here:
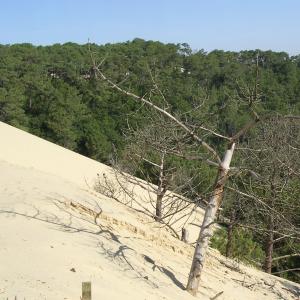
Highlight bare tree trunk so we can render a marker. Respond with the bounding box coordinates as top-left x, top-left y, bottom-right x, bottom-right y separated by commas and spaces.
225, 210, 236, 258
225, 202, 238, 258
155, 151, 166, 221
155, 194, 163, 221
264, 182, 276, 274
186, 142, 235, 296
264, 214, 274, 273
